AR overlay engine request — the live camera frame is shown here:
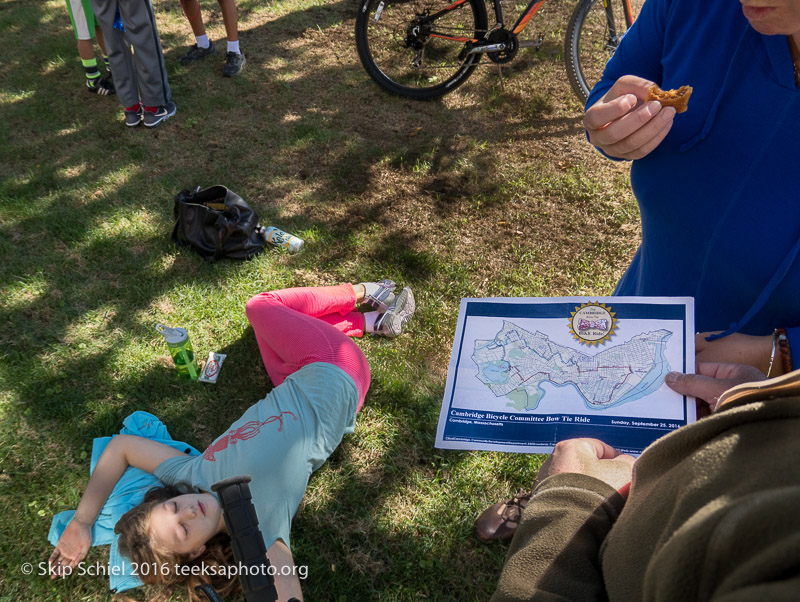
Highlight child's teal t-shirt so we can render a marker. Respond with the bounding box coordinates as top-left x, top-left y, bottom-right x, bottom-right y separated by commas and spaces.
154, 362, 358, 550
